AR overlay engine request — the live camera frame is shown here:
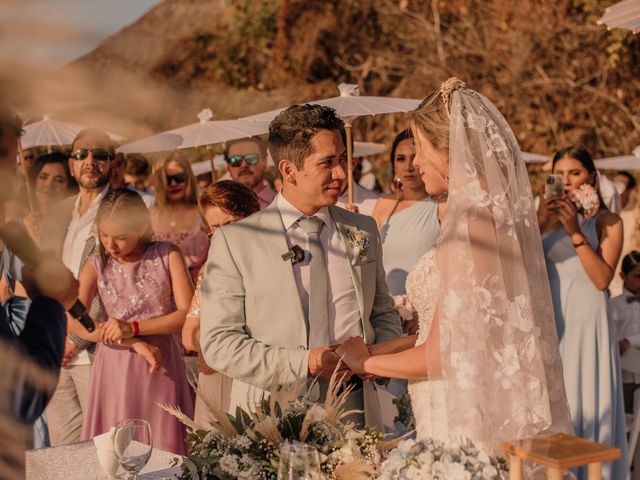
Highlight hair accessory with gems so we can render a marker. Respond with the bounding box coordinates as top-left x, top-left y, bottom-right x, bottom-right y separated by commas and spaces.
440, 77, 466, 118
